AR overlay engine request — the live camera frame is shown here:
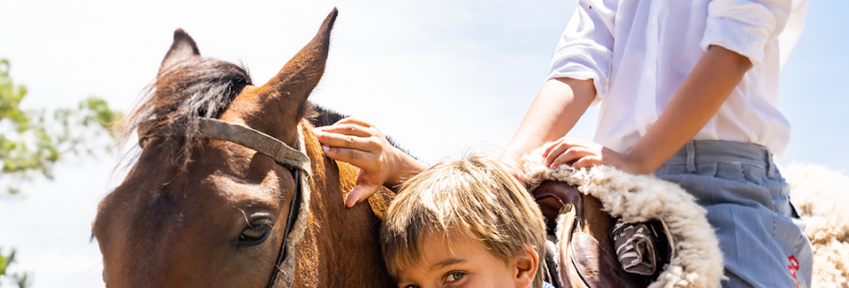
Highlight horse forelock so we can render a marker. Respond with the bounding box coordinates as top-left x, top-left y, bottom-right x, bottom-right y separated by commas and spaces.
116, 57, 252, 171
